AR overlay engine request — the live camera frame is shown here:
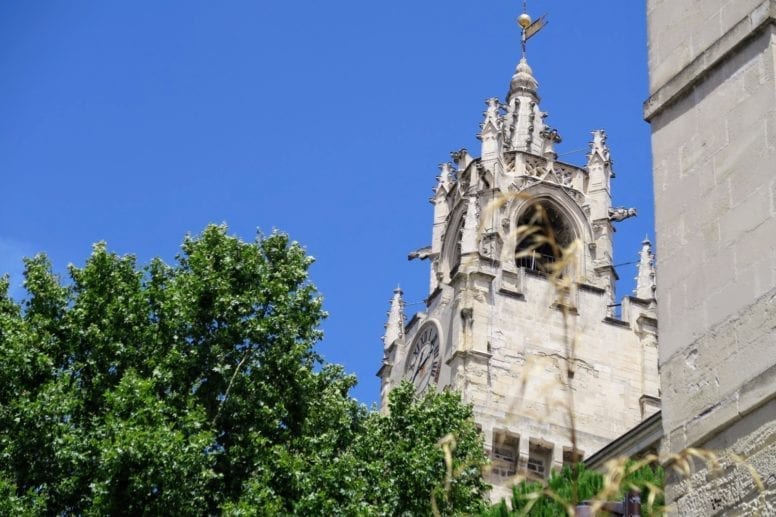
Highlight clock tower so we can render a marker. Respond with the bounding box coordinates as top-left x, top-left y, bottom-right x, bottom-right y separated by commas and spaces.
377, 9, 660, 501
